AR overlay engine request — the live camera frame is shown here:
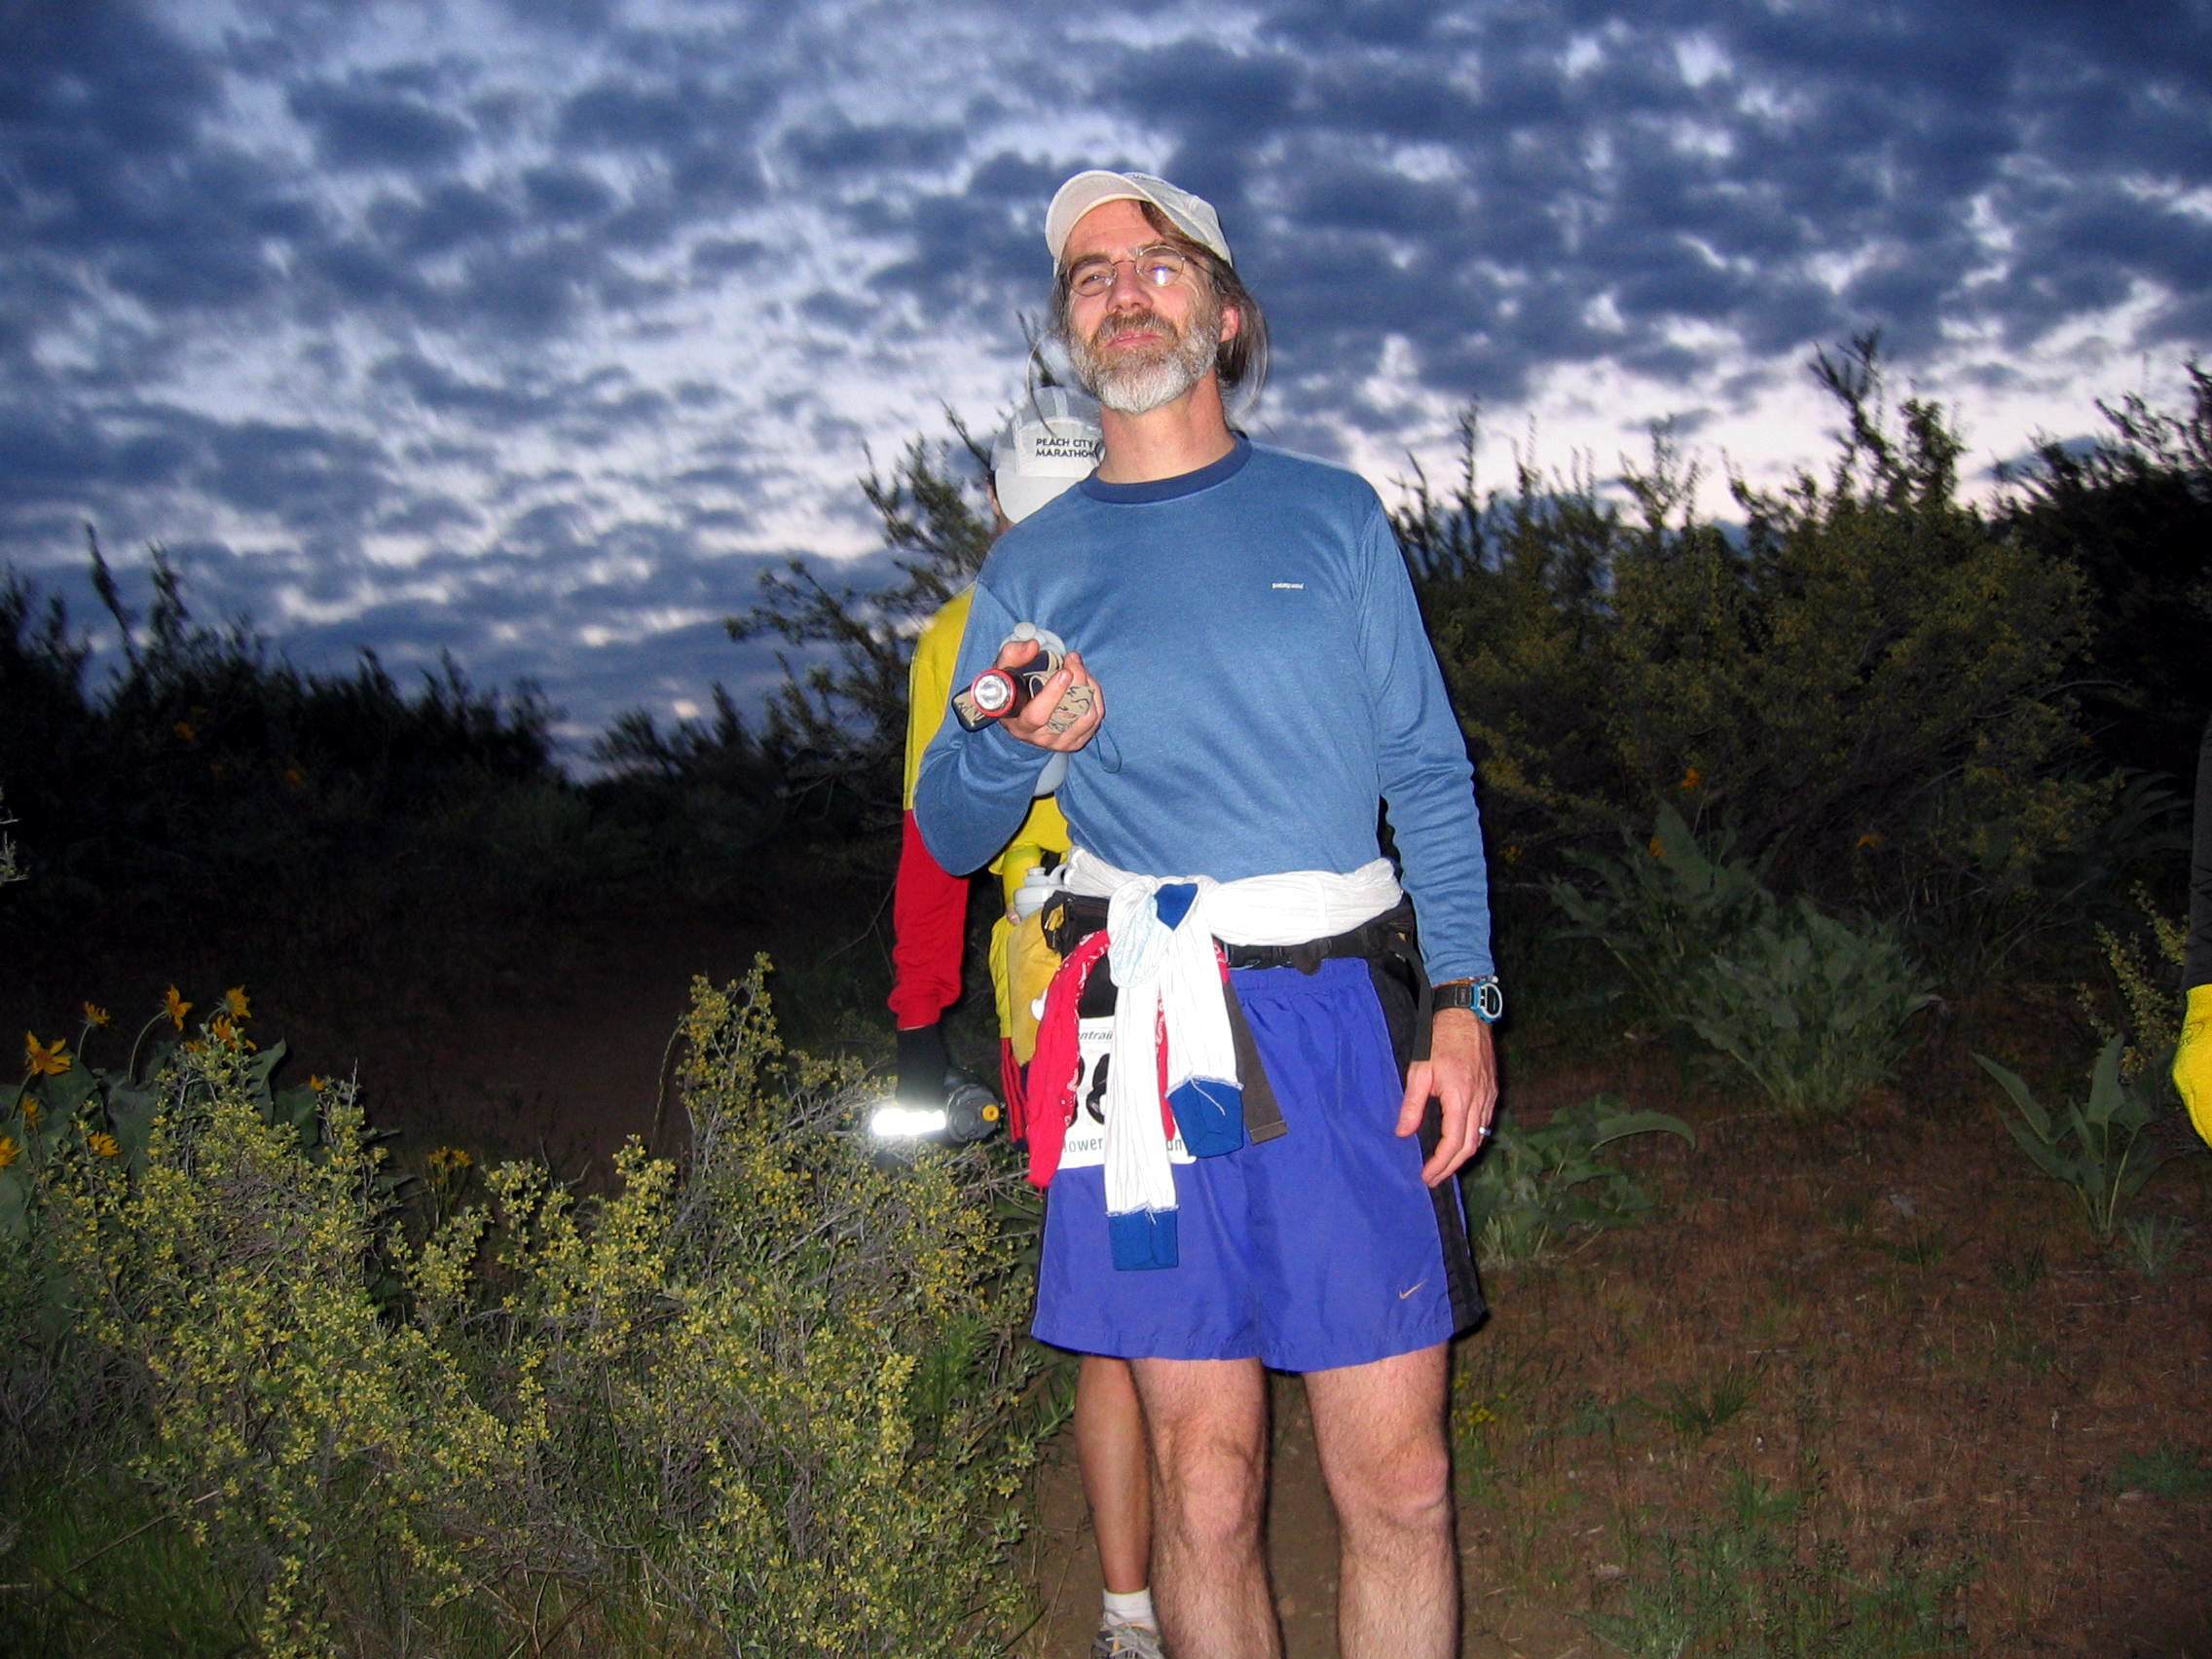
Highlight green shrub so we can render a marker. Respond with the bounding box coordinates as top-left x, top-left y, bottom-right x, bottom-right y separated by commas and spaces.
1402, 340, 2103, 953
1, 963, 1046, 1656
2118, 1213, 2192, 1279
1999, 360, 2212, 782
1556, 806, 1935, 1112
1689, 898, 1936, 1114
1463, 1094, 1695, 1262
1976, 1037, 2189, 1243
1553, 801, 1778, 1035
